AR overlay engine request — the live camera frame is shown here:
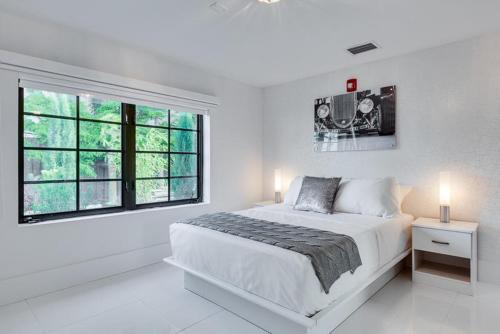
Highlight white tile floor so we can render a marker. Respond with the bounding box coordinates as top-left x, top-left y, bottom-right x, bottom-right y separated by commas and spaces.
1, 264, 499, 334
